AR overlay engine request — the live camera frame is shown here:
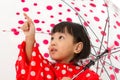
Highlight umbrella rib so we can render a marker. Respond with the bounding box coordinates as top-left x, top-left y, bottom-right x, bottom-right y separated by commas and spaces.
99, 59, 111, 80
99, 0, 111, 52
99, 48, 119, 79
96, 60, 100, 73
96, 53, 111, 77
91, 45, 99, 56
99, 56, 106, 76
98, 16, 109, 53
100, 58, 120, 69
109, 58, 118, 80
104, 49, 120, 58
104, 0, 110, 49
111, 47, 120, 51
89, 51, 120, 79
111, 49, 120, 54
97, 50, 120, 70
60, 0, 83, 24
100, 56, 119, 80
98, 49, 120, 69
